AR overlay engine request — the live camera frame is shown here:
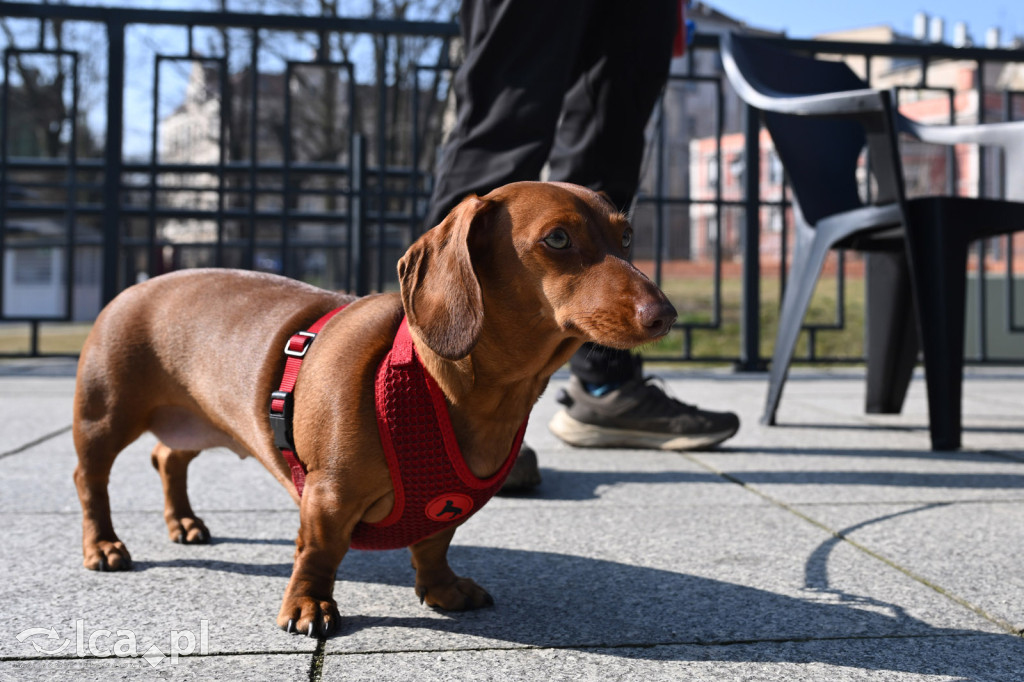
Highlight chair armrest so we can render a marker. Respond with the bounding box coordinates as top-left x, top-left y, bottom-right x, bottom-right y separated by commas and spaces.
736, 85, 886, 118
897, 115, 1024, 149
898, 115, 1024, 200
721, 34, 887, 118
